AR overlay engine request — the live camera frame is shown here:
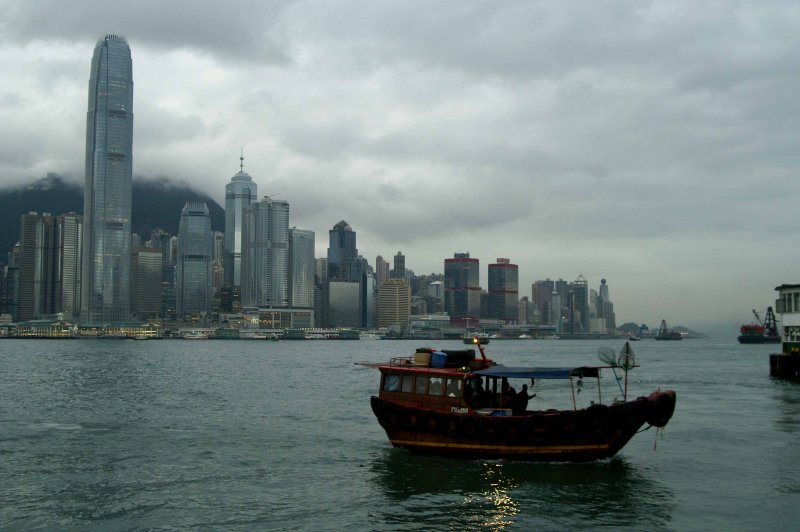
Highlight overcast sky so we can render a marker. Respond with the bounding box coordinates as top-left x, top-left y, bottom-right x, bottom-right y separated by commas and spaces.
0, 0, 797, 334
